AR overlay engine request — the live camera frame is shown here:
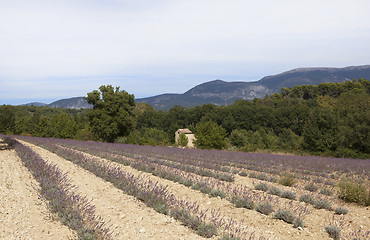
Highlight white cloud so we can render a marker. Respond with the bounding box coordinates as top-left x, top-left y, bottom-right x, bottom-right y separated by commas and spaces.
0, 0, 369, 104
